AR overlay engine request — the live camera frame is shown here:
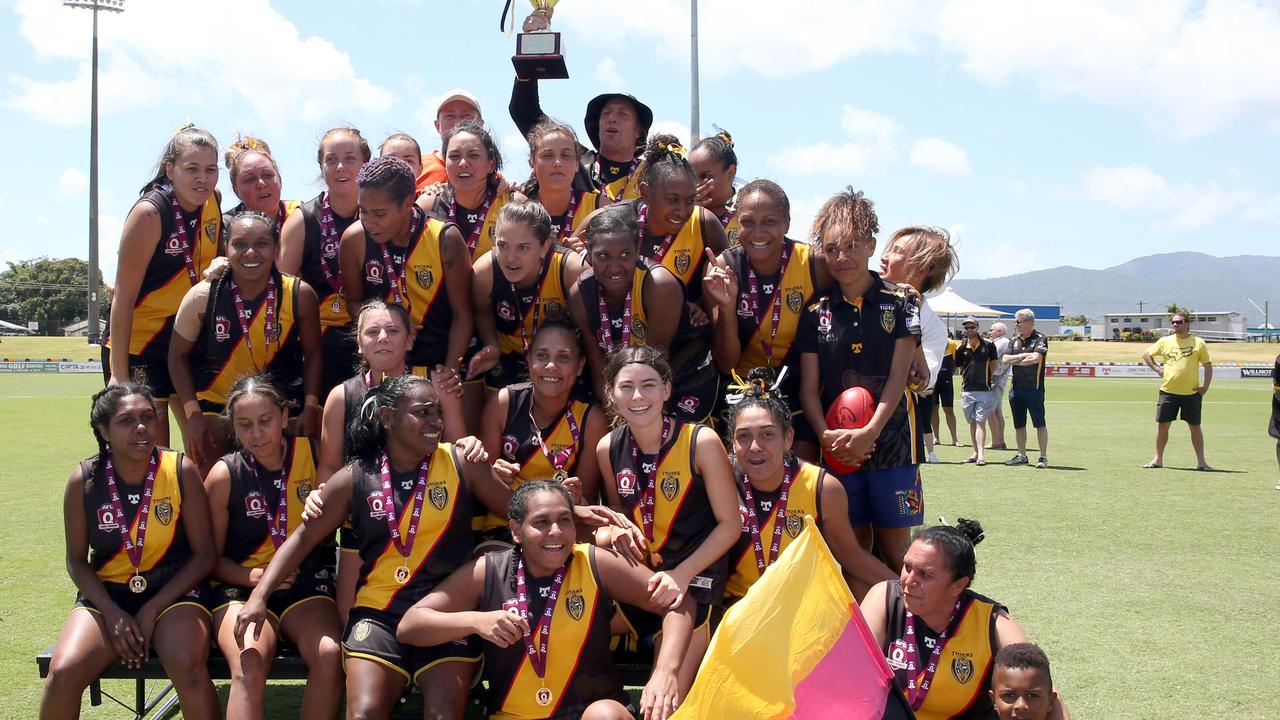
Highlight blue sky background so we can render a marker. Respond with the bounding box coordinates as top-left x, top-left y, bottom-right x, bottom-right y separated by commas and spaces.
4, 0, 1279, 282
